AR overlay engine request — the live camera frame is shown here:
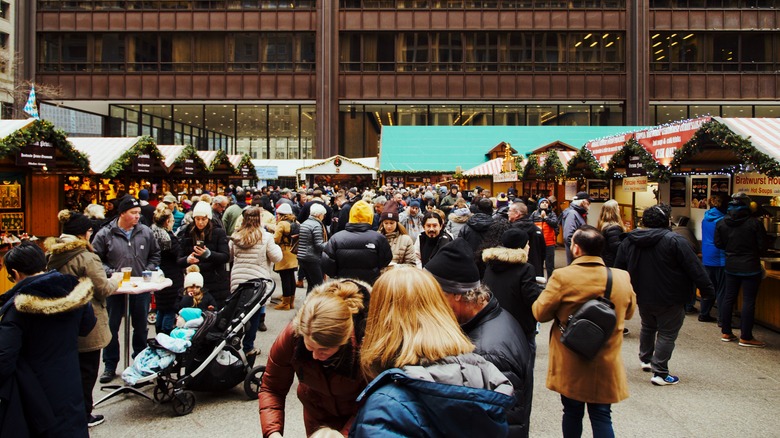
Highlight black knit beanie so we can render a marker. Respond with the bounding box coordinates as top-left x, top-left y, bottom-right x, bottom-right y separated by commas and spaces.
60, 210, 93, 235
425, 238, 480, 294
